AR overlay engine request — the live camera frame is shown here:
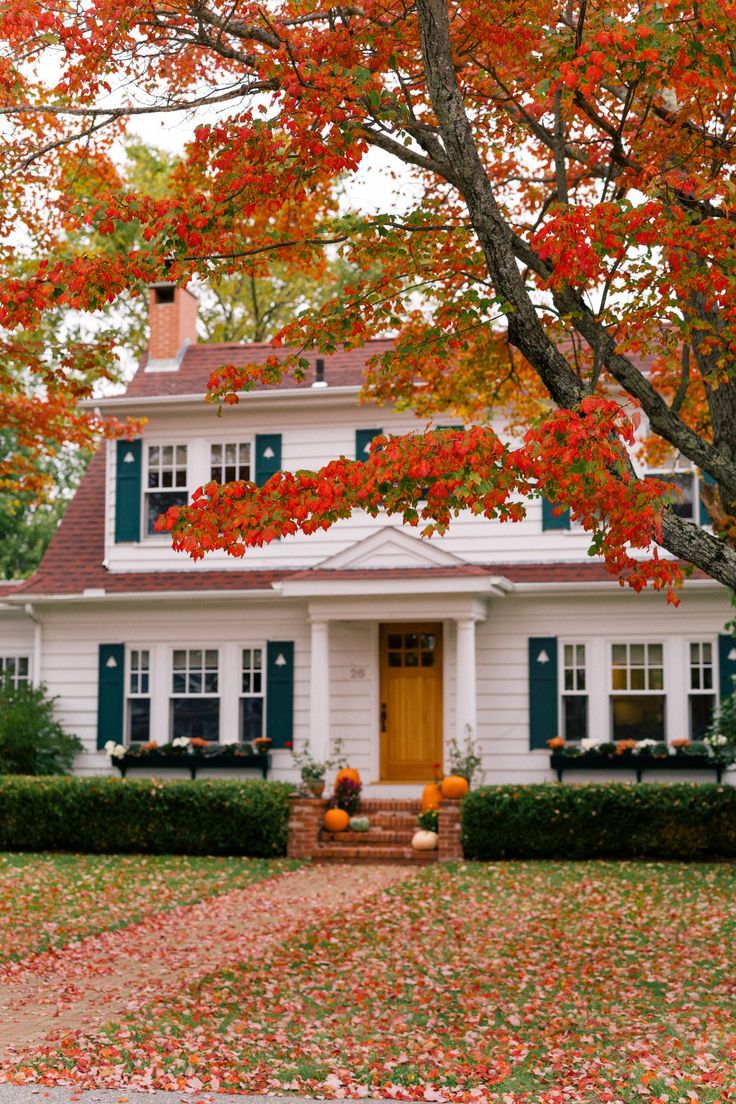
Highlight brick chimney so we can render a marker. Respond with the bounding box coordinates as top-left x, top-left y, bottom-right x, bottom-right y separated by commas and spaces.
146, 283, 198, 365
